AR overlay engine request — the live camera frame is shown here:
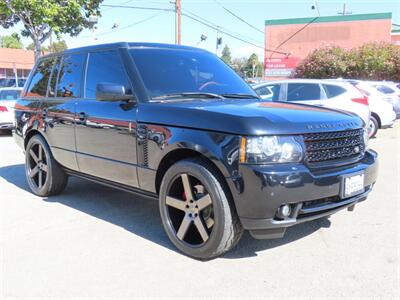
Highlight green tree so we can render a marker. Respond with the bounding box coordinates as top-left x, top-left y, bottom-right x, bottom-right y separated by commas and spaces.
0, 32, 23, 48
245, 53, 262, 78
27, 39, 68, 53
220, 45, 232, 65
0, 0, 102, 61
